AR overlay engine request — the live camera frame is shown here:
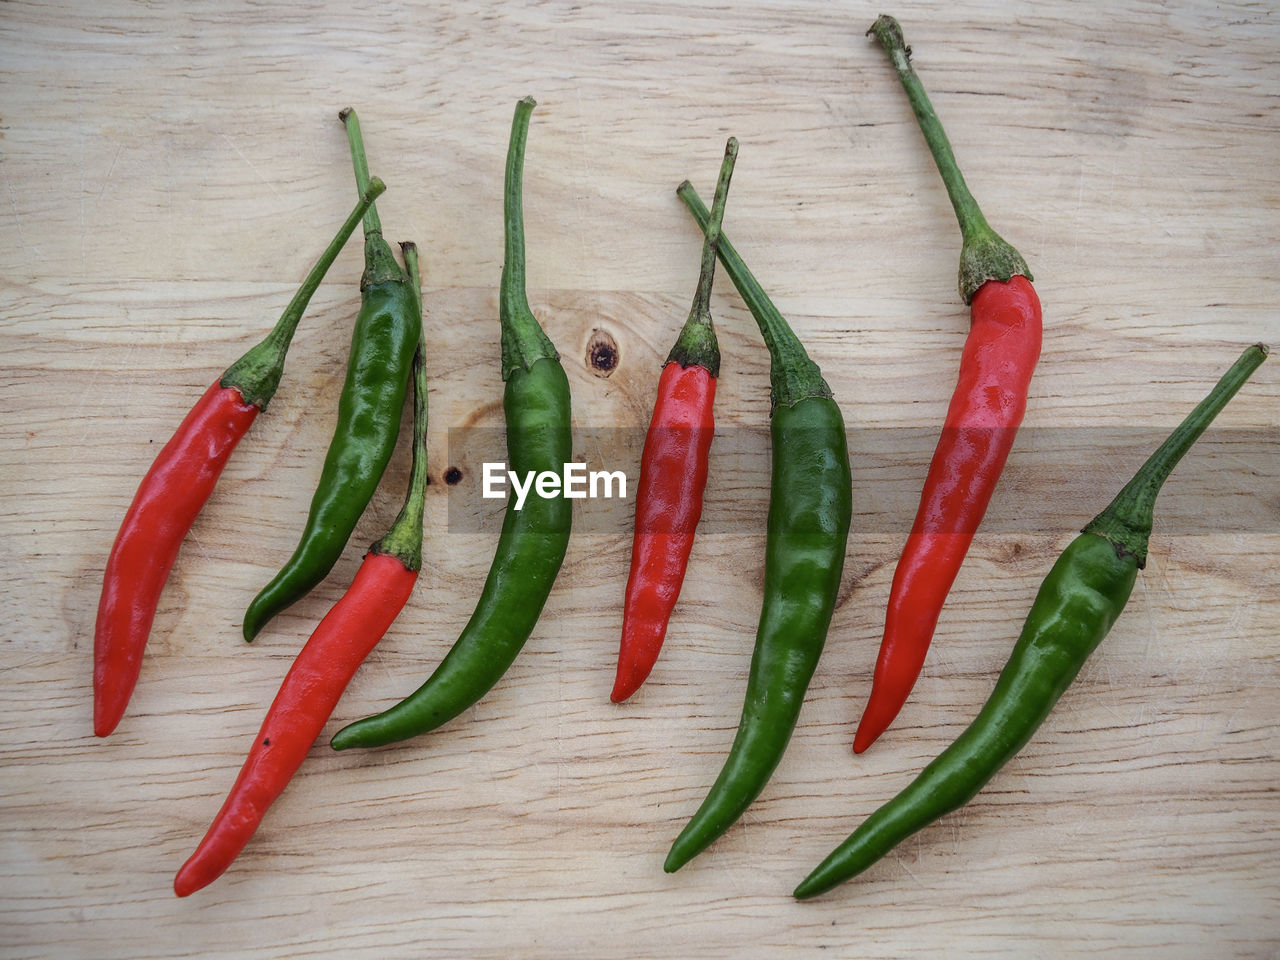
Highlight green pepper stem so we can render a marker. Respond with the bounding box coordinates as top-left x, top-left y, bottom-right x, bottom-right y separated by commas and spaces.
502, 97, 535, 321
867, 15, 1030, 303
499, 96, 558, 380
1084, 344, 1269, 567
339, 107, 405, 288
677, 181, 831, 411
667, 138, 738, 377
693, 138, 738, 320
400, 240, 424, 321
220, 178, 386, 409
371, 241, 428, 571
338, 107, 382, 236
